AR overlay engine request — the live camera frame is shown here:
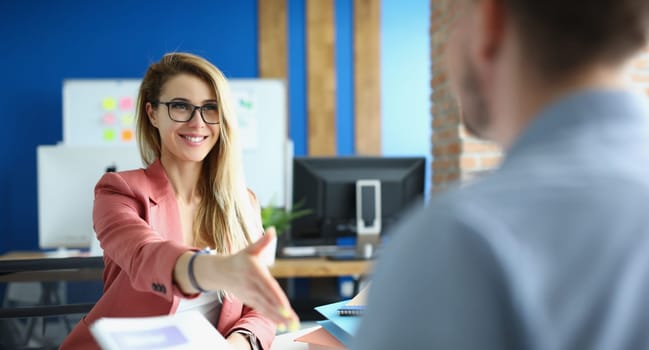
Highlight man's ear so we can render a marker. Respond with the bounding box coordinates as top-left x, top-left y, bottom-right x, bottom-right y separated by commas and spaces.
474, 0, 507, 64
146, 102, 158, 128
